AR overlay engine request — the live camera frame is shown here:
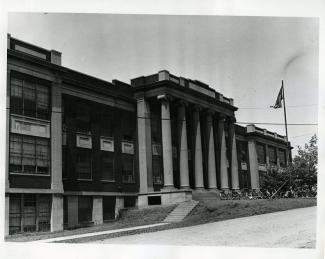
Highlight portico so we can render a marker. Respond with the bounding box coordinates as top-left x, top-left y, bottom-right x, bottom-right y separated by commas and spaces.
133, 70, 240, 205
